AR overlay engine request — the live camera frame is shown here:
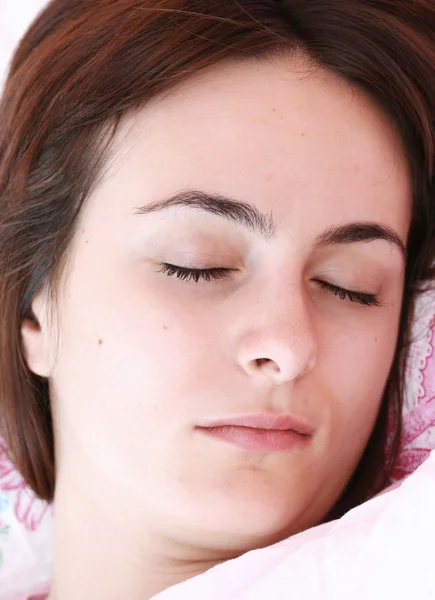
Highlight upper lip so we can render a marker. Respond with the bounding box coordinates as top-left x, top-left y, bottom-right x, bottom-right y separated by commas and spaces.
197, 413, 314, 436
